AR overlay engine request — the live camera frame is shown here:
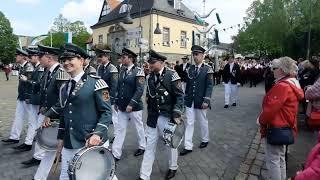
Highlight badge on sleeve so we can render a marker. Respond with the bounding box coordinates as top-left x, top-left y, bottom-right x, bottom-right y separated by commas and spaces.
208, 74, 213, 80
102, 90, 110, 102
138, 77, 145, 84
176, 80, 182, 90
